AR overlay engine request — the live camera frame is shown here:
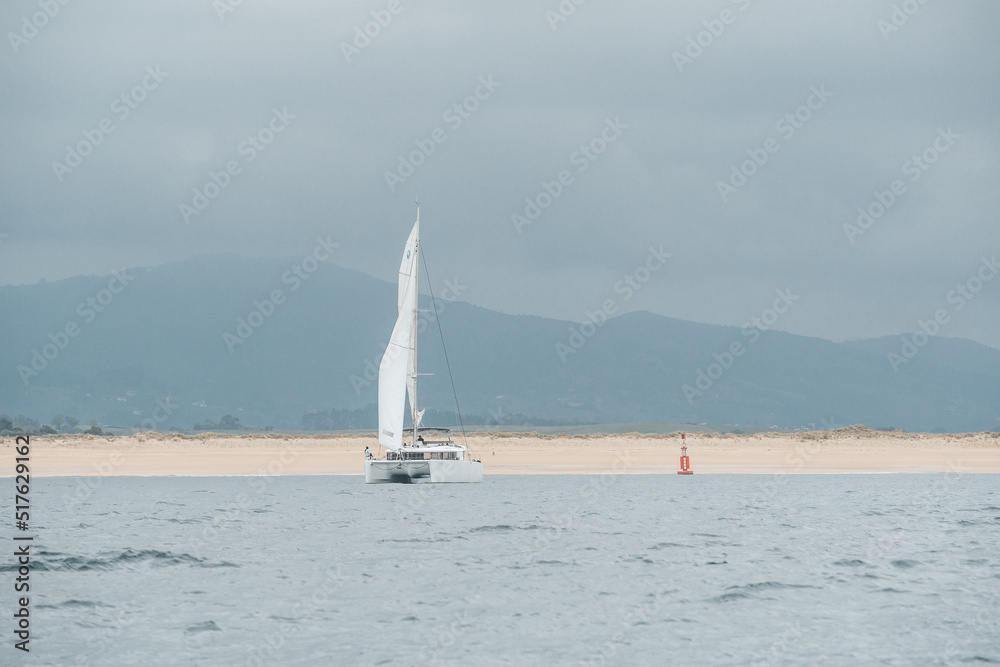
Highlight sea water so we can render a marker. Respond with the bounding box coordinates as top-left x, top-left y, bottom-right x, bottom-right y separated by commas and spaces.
3, 474, 999, 665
